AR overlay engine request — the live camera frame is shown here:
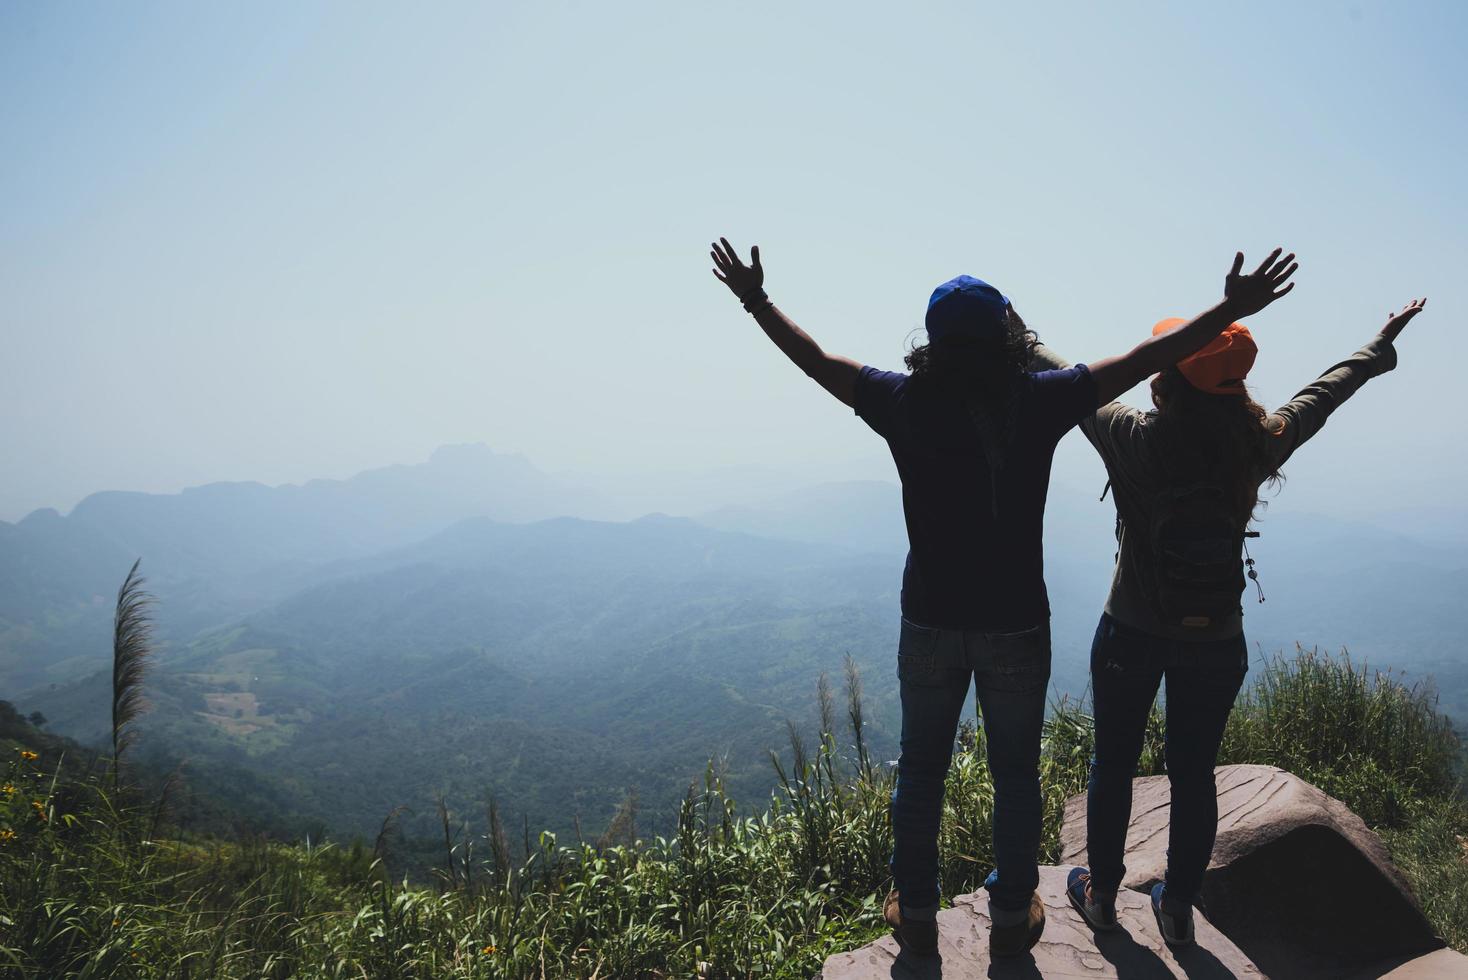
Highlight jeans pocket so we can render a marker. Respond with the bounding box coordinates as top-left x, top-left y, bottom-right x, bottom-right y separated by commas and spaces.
980, 624, 1051, 692
986, 623, 1051, 677
1090, 615, 1150, 676
897, 618, 941, 680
